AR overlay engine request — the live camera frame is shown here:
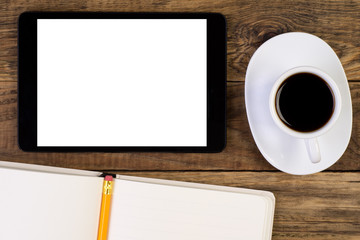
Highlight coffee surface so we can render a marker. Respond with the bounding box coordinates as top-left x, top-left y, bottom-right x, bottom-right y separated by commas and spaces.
275, 73, 334, 132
